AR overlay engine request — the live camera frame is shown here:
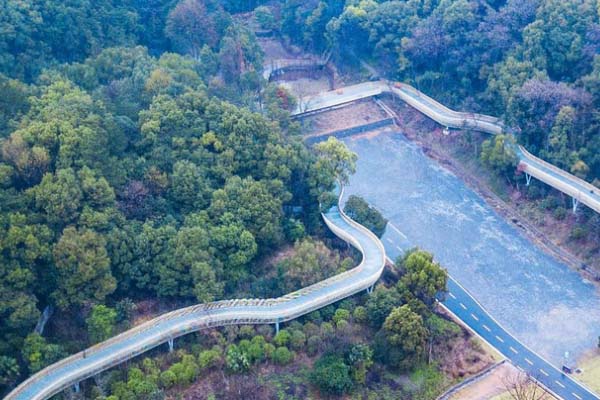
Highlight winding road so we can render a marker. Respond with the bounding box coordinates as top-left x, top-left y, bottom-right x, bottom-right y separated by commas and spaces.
5, 74, 600, 400
293, 80, 600, 214
4, 188, 386, 400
